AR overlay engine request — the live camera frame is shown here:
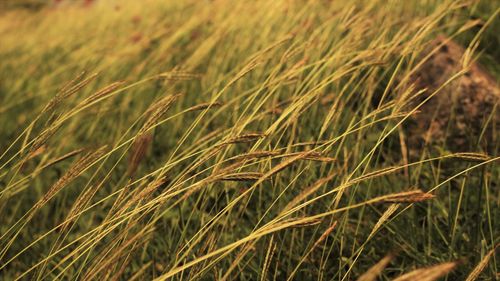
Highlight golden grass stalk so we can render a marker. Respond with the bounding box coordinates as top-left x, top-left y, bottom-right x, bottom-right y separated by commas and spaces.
312, 221, 338, 249
80, 81, 125, 106
368, 204, 400, 240
260, 236, 276, 281
141, 94, 181, 133
220, 244, 256, 281
29, 123, 62, 153
62, 181, 103, 232
191, 128, 223, 148
356, 253, 395, 281
213, 172, 264, 182
34, 146, 106, 209
83, 226, 155, 281
129, 262, 152, 281
262, 151, 313, 179
42, 72, 98, 114
351, 166, 401, 184
453, 152, 491, 162
222, 132, 267, 145
380, 189, 435, 203
213, 159, 246, 174
38, 148, 85, 170
283, 221, 337, 281
40, 71, 86, 114
125, 176, 169, 209
156, 71, 202, 81
274, 217, 323, 229
281, 174, 335, 214
465, 244, 498, 281
233, 150, 281, 160
302, 152, 336, 163
393, 262, 457, 281
181, 171, 263, 201
185, 146, 224, 175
